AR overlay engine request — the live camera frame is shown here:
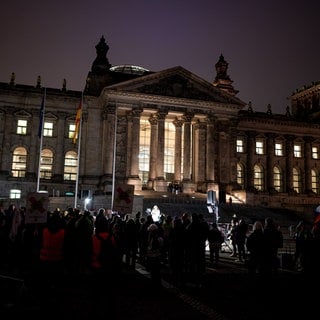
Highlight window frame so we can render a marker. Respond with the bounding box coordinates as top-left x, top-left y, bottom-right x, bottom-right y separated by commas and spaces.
275, 142, 283, 156
236, 138, 244, 153
12, 147, 27, 178
43, 121, 54, 137
294, 144, 302, 158
17, 119, 28, 135
255, 139, 264, 155
254, 164, 264, 191
312, 146, 318, 159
